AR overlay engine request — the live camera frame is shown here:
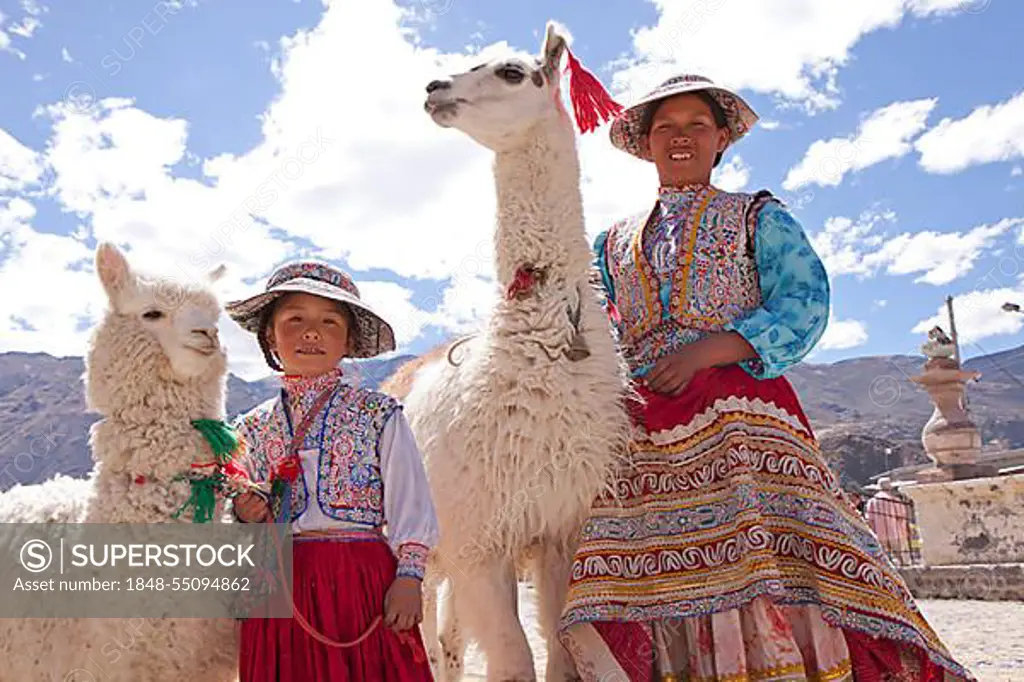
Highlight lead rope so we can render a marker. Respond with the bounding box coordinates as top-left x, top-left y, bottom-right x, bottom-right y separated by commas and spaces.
256, 384, 426, 662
